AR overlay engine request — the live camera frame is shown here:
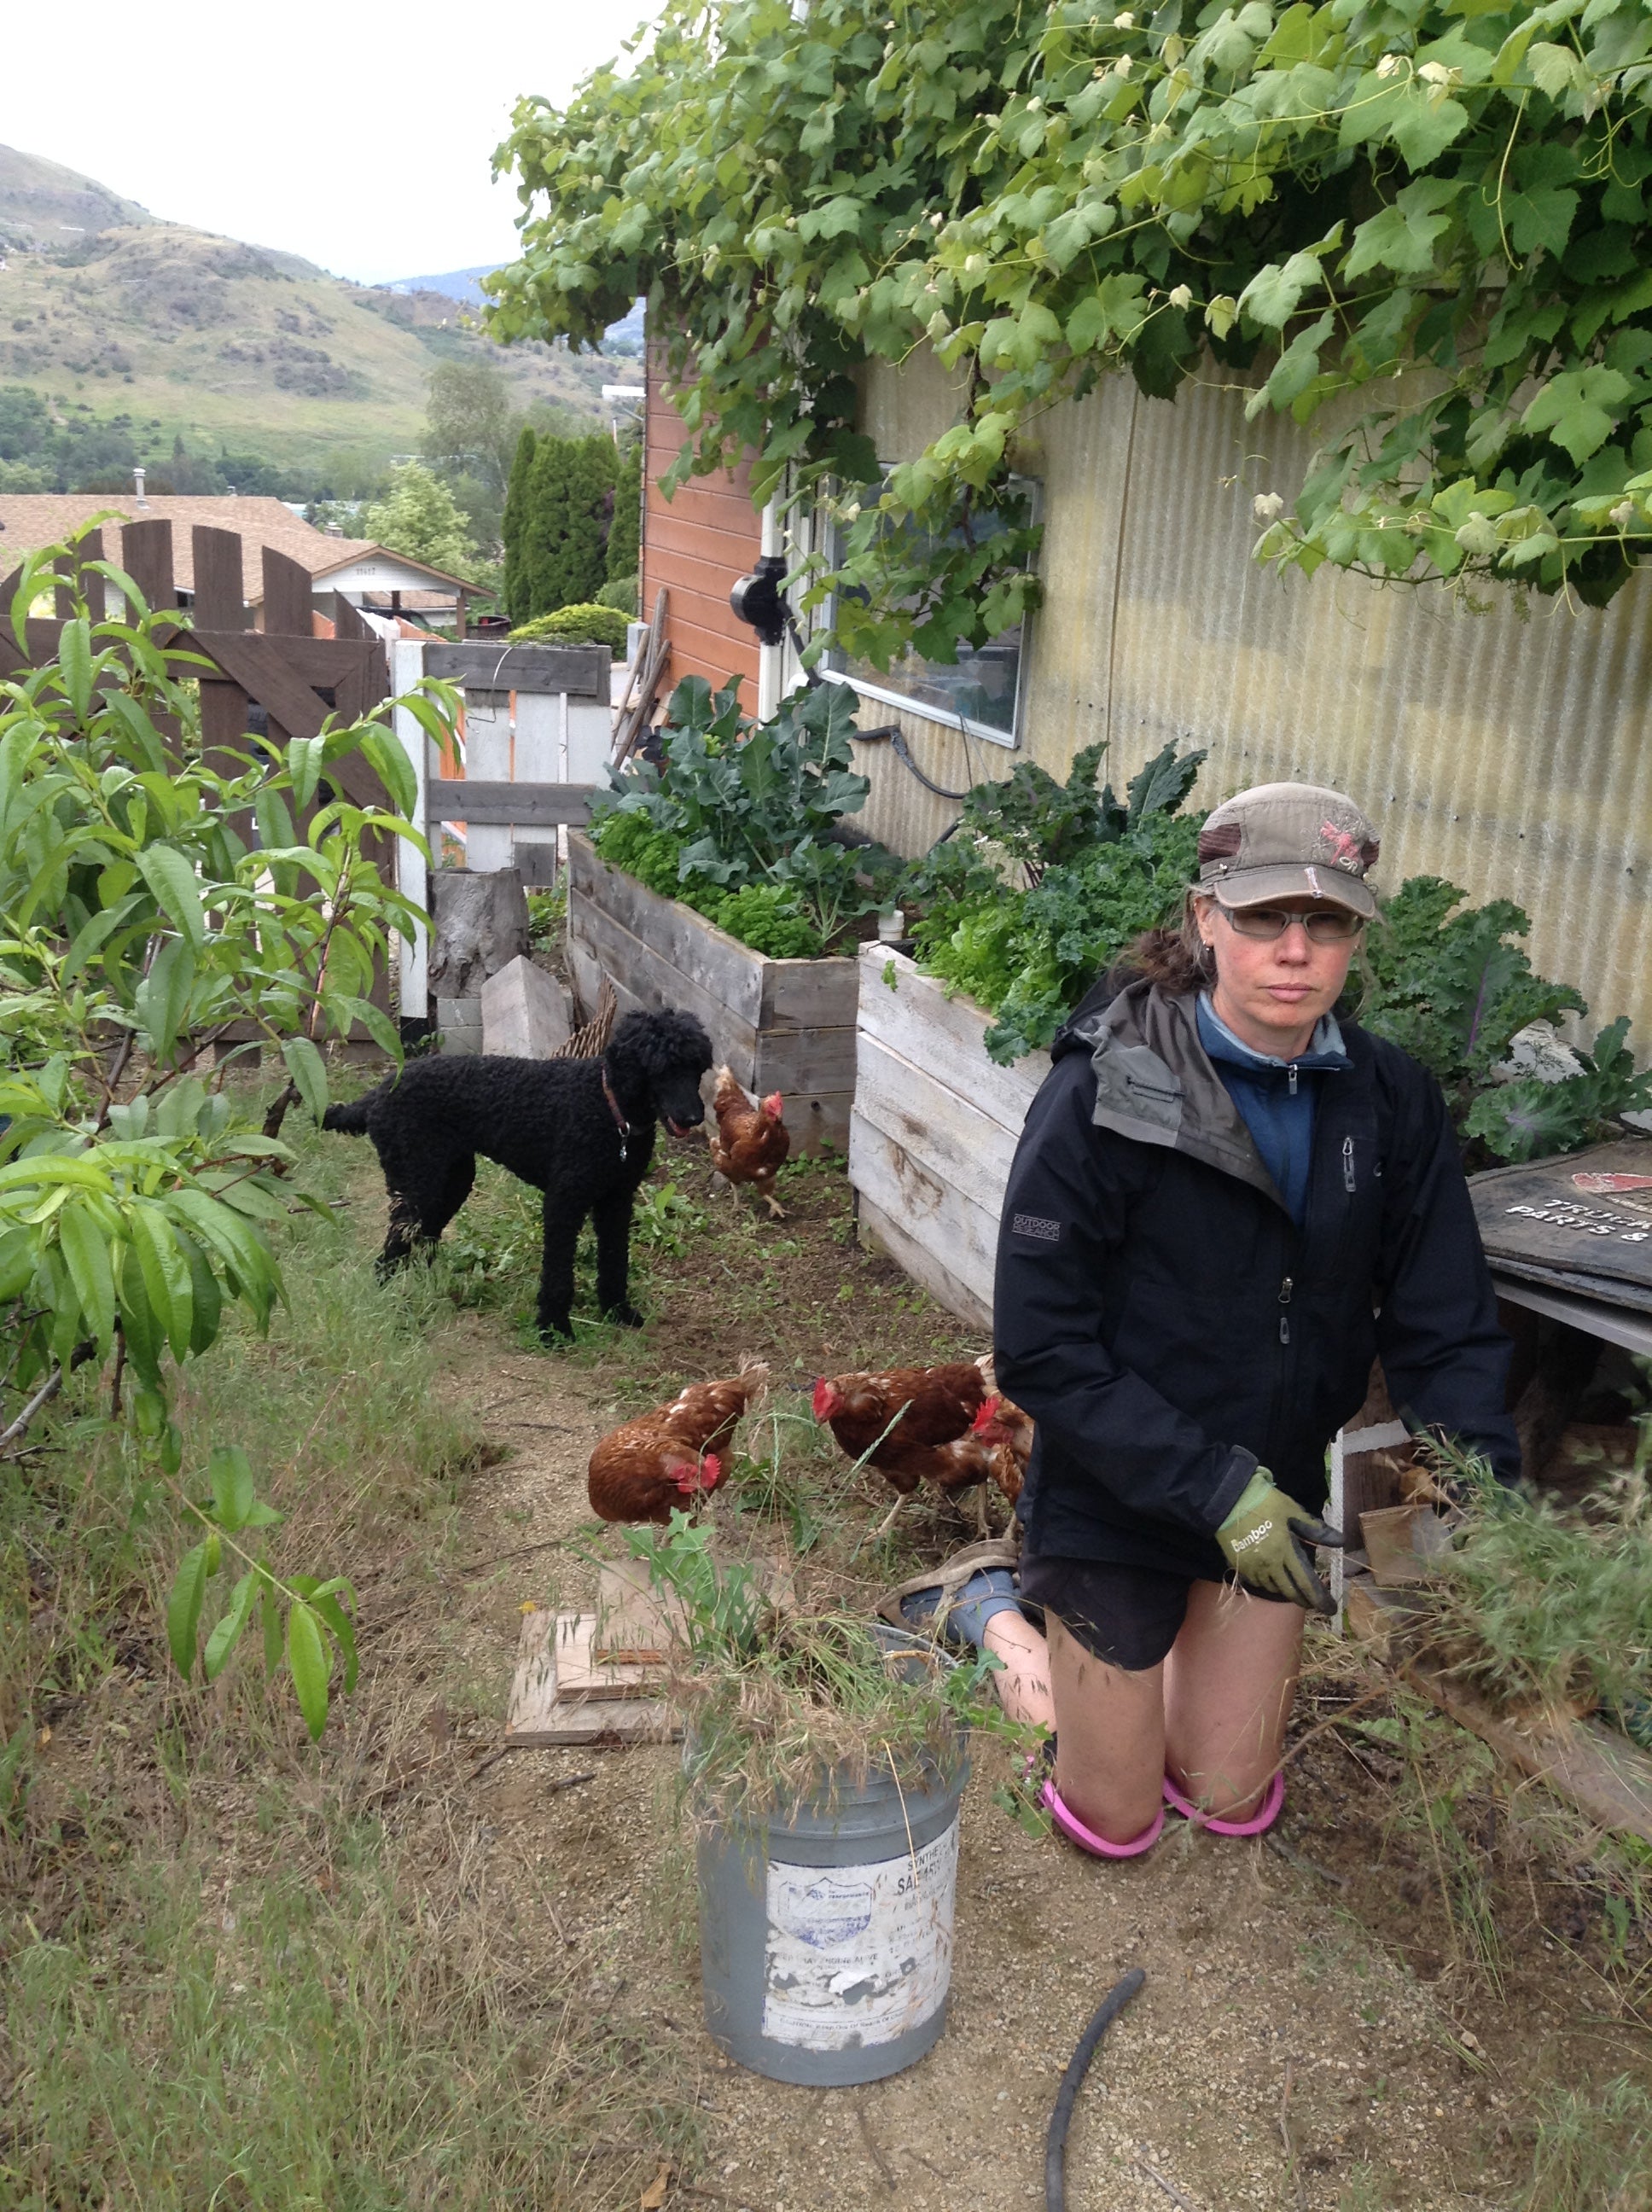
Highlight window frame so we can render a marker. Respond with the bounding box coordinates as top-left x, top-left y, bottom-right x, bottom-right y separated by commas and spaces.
807, 473, 1039, 752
